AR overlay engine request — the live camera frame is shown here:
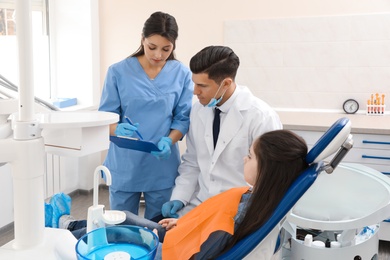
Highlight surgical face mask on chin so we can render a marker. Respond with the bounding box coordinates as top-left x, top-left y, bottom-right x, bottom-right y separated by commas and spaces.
207, 96, 223, 107
206, 82, 227, 108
